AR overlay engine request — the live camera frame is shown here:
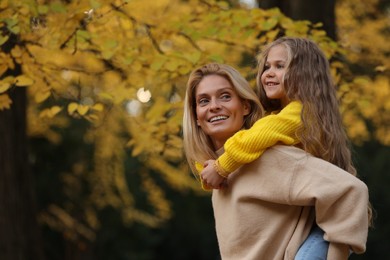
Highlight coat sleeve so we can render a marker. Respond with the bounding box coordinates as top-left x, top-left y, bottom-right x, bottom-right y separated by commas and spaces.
288, 156, 369, 257
217, 101, 302, 174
